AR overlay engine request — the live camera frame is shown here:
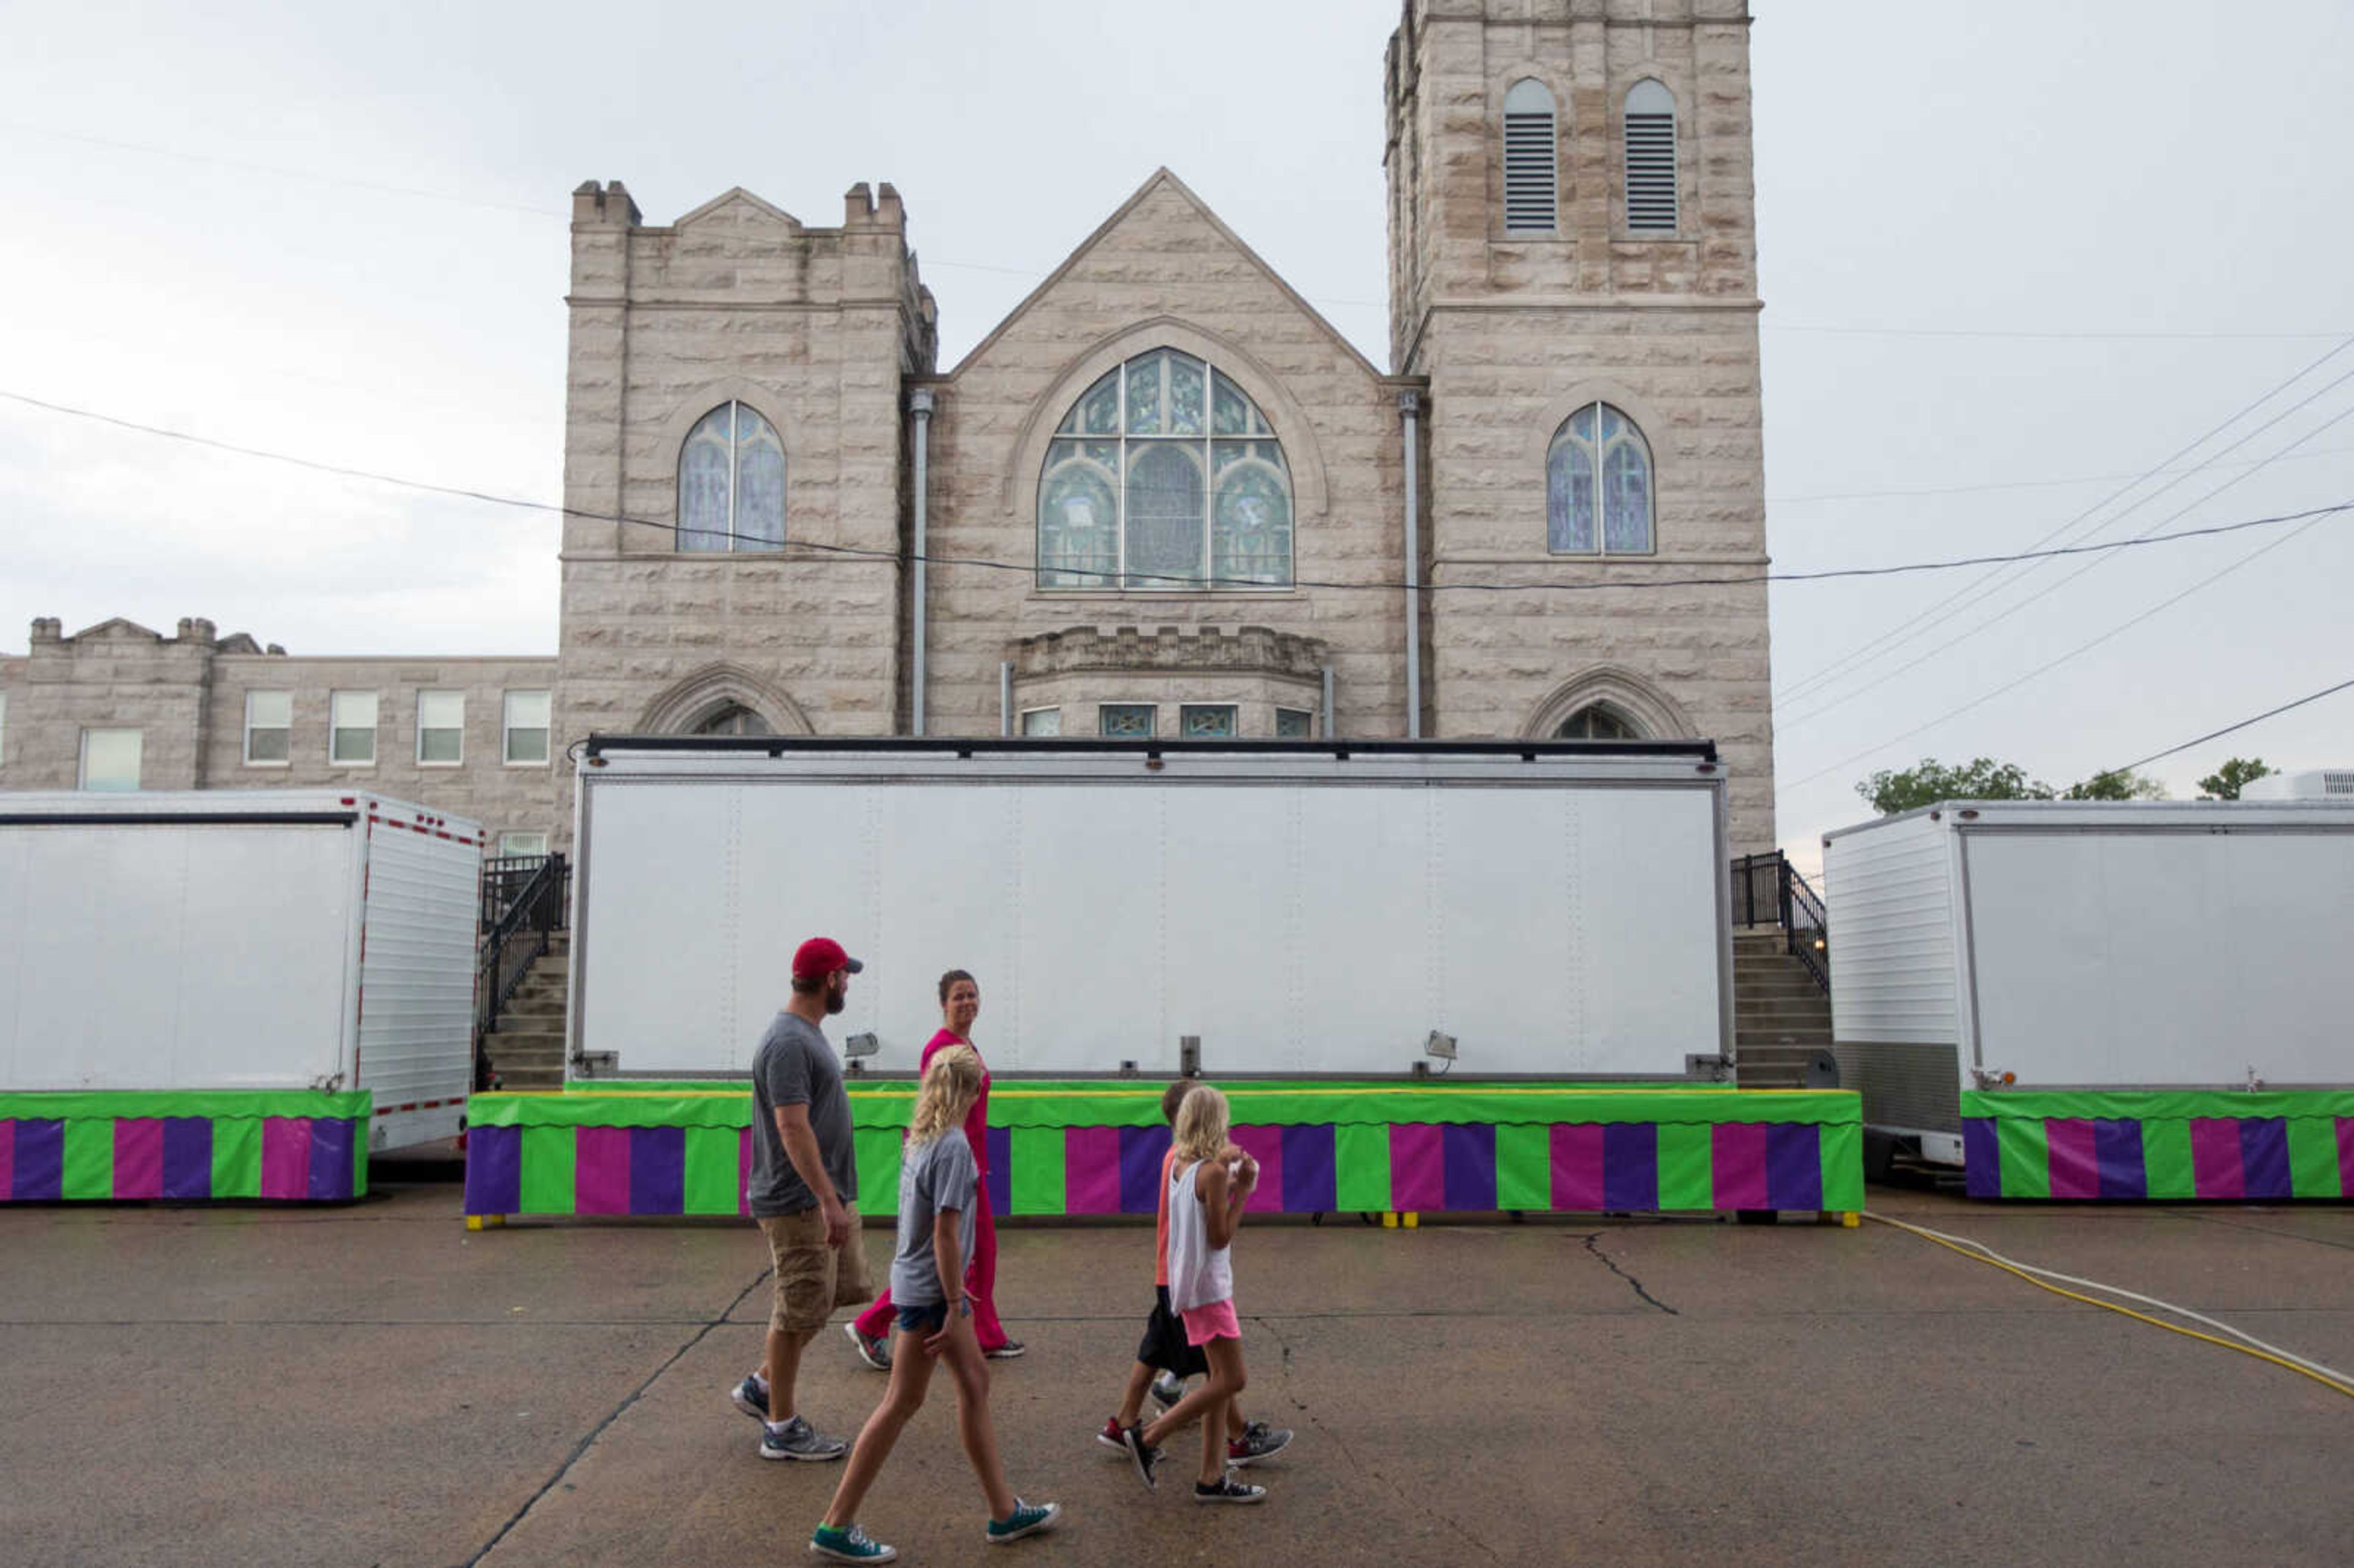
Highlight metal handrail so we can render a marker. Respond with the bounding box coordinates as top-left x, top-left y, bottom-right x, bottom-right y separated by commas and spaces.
473, 853, 568, 1086
1729, 851, 1829, 993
